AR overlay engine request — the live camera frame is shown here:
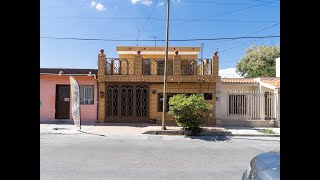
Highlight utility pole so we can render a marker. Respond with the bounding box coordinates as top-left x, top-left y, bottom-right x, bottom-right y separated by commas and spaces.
153, 36, 157, 46
162, 0, 170, 130
201, 42, 204, 60
200, 42, 205, 76
136, 29, 140, 46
